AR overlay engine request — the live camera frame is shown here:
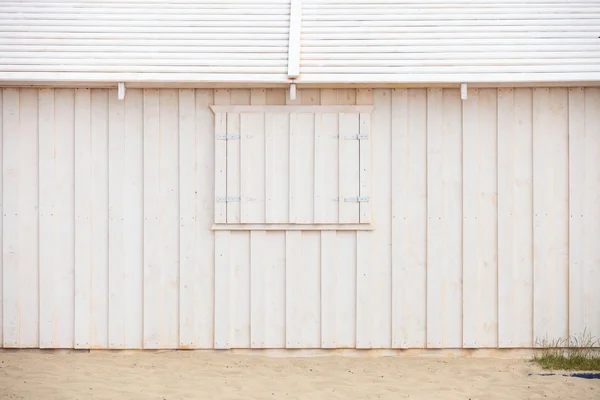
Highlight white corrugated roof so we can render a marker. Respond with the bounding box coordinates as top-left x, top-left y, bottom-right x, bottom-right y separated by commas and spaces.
299, 0, 600, 83
0, 0, 599, 85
